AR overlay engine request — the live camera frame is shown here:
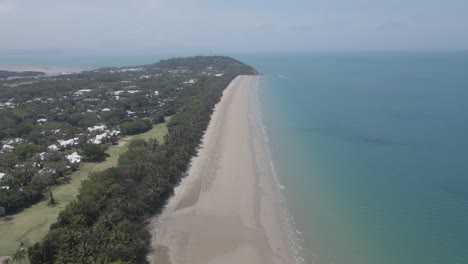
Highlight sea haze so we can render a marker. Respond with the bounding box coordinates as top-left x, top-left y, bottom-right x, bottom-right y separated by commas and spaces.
241, 52, 468, 264
4, 52, 467, 263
